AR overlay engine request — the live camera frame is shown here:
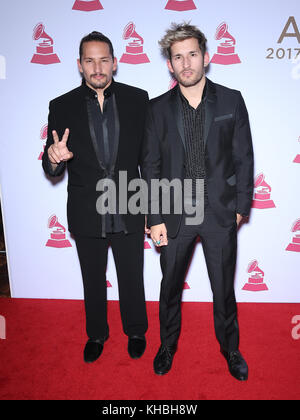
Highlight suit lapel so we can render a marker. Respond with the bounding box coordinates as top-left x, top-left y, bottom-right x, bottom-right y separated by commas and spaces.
204, 78, 217, 148
170, 86, 186, 152
85, 96, 107, 173
109, 93, 120, 176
